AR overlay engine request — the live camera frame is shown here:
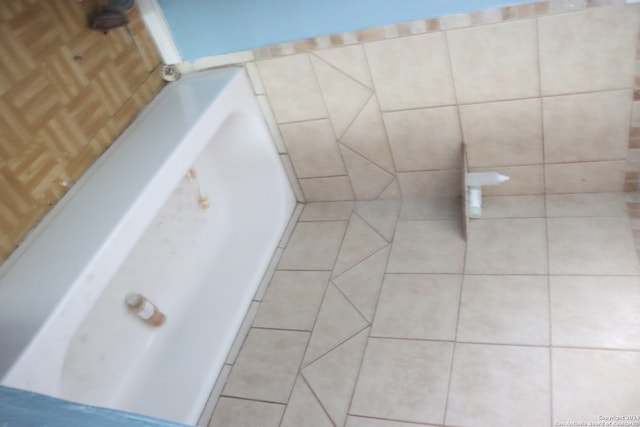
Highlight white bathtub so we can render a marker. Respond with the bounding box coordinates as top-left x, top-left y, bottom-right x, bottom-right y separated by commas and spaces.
0, 67, 296, 423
